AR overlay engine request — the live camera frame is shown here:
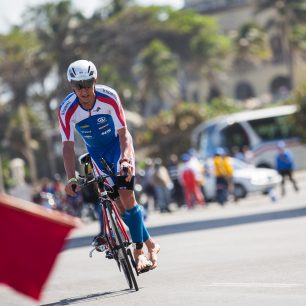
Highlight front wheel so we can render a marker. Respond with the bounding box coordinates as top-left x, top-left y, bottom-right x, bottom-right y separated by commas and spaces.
120, 259, 133, 289
106, 203, 139, 291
